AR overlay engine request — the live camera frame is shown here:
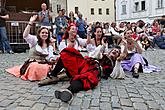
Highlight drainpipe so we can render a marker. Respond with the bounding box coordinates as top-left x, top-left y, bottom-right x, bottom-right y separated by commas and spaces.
66, 0, 68, 15
114, 0, 116, 22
